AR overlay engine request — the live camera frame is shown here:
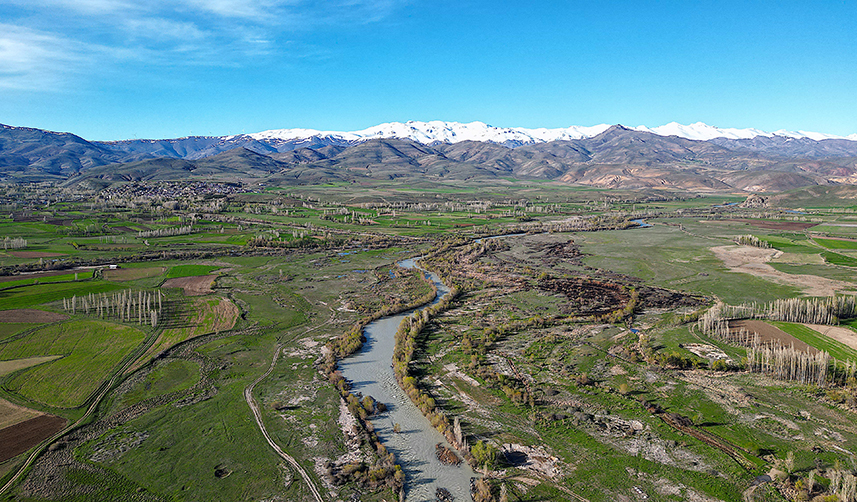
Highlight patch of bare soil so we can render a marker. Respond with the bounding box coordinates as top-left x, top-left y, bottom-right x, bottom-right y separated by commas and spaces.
283, 337, 320, 358
0, 397, 43, 430
804, 324, 857, 351
0, 355, 62, 377
0, 414, 66, 462
336, 397, 363, 464
442, 363, 481, 387
161, 275, 216, 296
212, 297, 240, 331
104, 267, 165, 281
729, 320, 816, 353
500, 443, 562, 478
7, 251, 66, 258
632, 471, 725, 502
711, 245, 853, 297
683, 344, 730, 362
0, 309, 67, 323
